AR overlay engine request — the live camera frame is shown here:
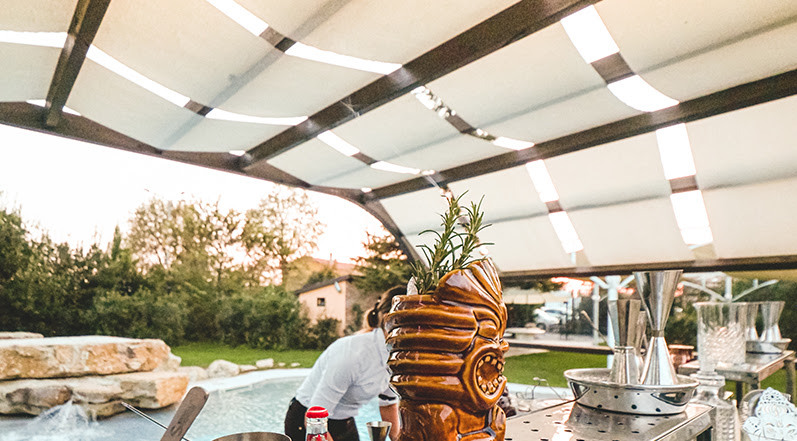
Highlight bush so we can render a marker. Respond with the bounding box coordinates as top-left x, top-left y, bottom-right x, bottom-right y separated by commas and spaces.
91, 289, 188, 345
306, 318, 341, 349
217, 287, 310, 350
